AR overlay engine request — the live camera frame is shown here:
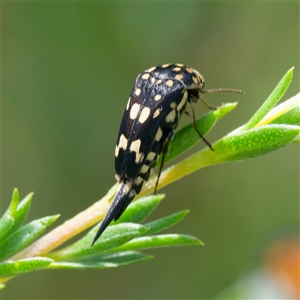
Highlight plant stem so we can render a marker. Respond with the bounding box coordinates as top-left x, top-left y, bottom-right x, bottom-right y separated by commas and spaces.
10, 185, 117, 260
